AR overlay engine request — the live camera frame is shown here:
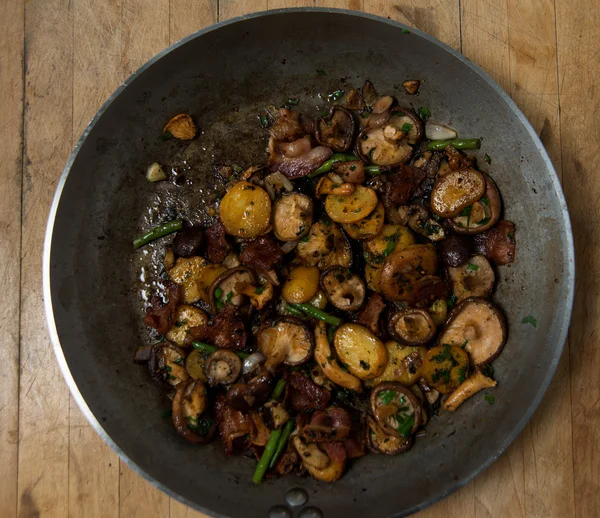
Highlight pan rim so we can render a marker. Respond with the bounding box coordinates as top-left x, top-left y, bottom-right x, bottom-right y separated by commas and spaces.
43, 7, 575, 518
